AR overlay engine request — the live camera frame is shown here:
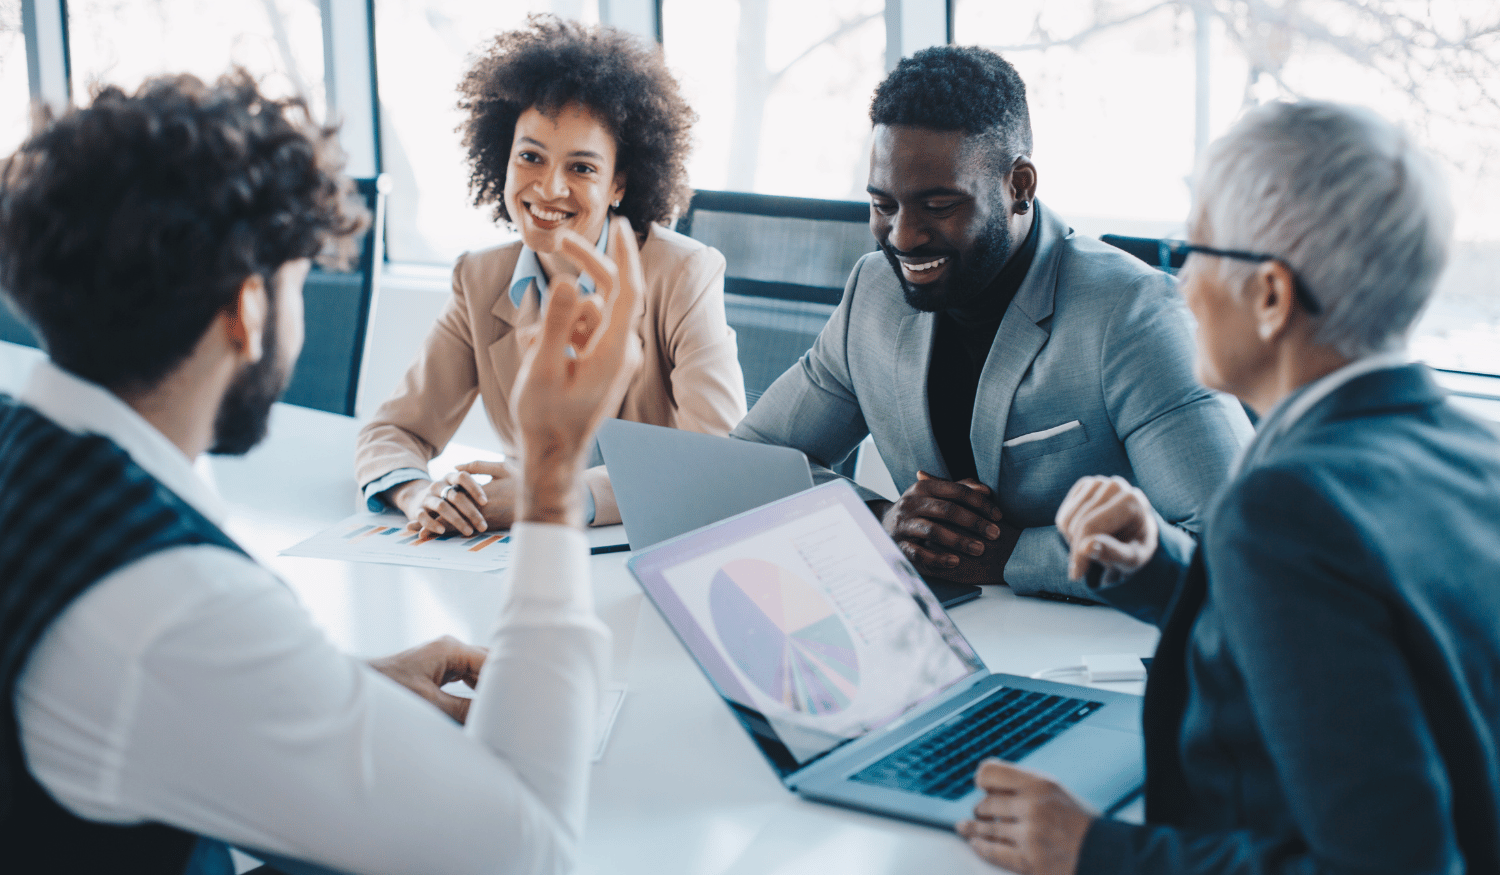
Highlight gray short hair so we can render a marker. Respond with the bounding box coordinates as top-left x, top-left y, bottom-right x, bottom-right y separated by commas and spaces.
1192, 101, 1453, 358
